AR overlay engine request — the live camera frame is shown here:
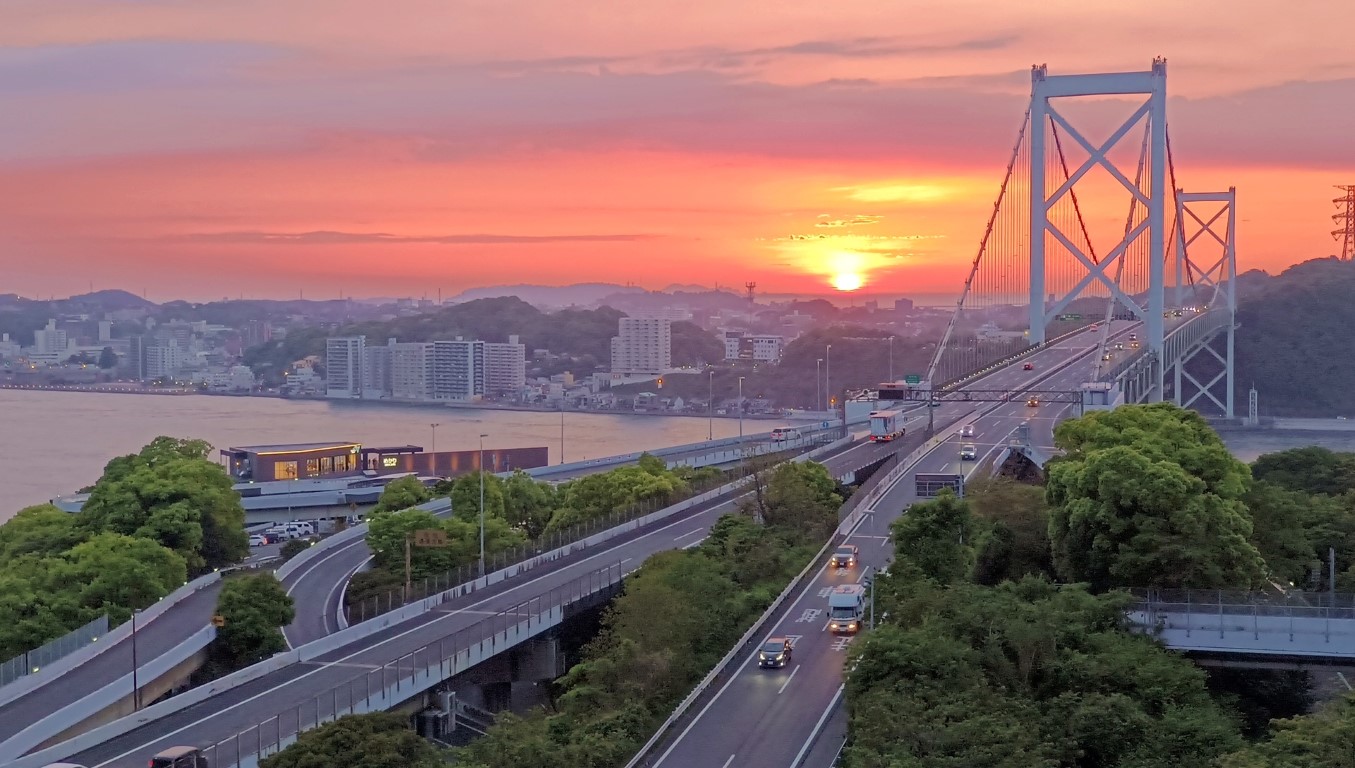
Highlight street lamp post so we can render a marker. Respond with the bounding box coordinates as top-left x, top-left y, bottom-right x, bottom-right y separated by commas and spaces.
888, 337, 894, 383
737, 376, 745, 439
560, 402, 565, 465
478, 433, 488, 578
707, 370, 715, 440
131, 609, 140, 711
429, 422, 441, 454
816, 358, 822, 412
825, 344, 832, 413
